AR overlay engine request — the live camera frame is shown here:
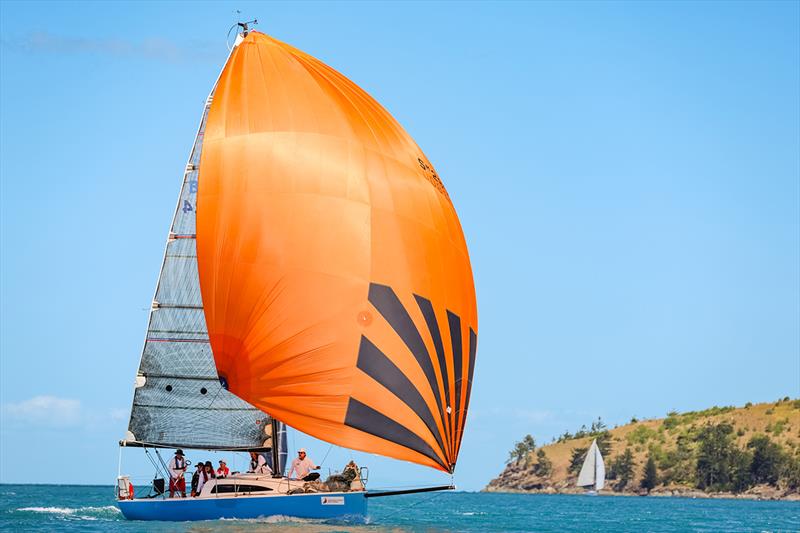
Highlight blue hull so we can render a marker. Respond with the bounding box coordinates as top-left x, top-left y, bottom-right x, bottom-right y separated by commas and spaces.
117, 491, 367, 521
